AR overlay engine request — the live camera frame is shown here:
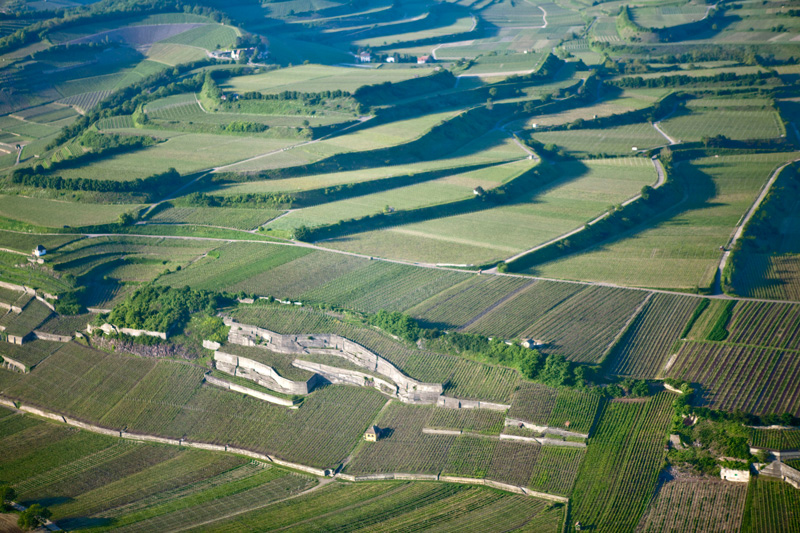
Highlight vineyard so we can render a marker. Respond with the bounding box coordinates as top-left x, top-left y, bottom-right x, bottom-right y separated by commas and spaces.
667, 341, 800, 417
507, 382, 602, 435
158, 242, 312, 292
149, 206, 283, 231
749, 428, 800, 450
195, 481, 564, 533
406, 275, 533, 329
345, 401, 585, 492
741, 476, 800, 533
568, 393, 674, 532
726, 301, 800, 351
463, 280, 585, 339
637, 478, 748, 533
607, 293, 699, 378
427, 407, 505, 435
299, 260, 471, 314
